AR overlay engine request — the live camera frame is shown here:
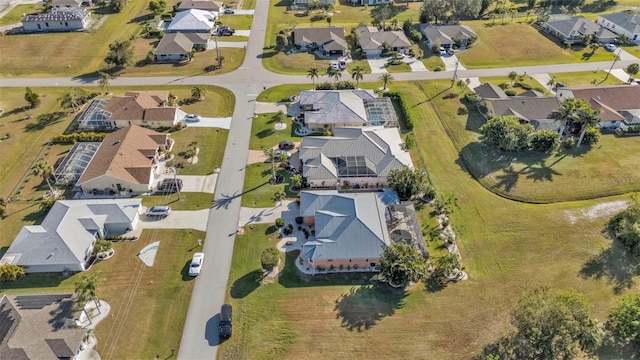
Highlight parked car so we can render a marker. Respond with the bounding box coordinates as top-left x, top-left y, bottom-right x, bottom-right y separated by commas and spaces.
219, 304, 233, 339
146, 205, 171, 217
278, 141, 295, 150
275, 149, 291, 158
217, 26, 235, 36
555, 82, 566, 88
223, 8, 235, 14
157, 178, 183, 193
287, 164, 299, 174
185, 114, 201, 122
188, 252, 204, 276
604, 43, 617, 52
438, 47, 447, 56
329, 62, 340, 71
338, 59, 347, 69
